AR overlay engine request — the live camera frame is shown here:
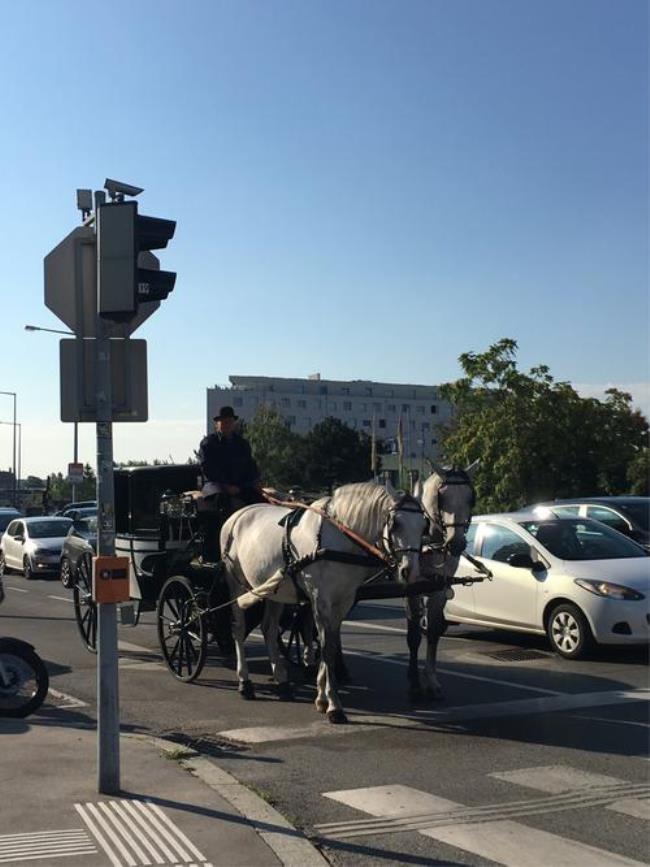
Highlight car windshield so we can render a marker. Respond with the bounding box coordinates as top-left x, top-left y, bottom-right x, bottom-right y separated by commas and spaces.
76, 516, 97, 534
28, 520, 73, 539
617, 502, 650, 532
0, 513, 20, 532
520, 518, 647, 560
